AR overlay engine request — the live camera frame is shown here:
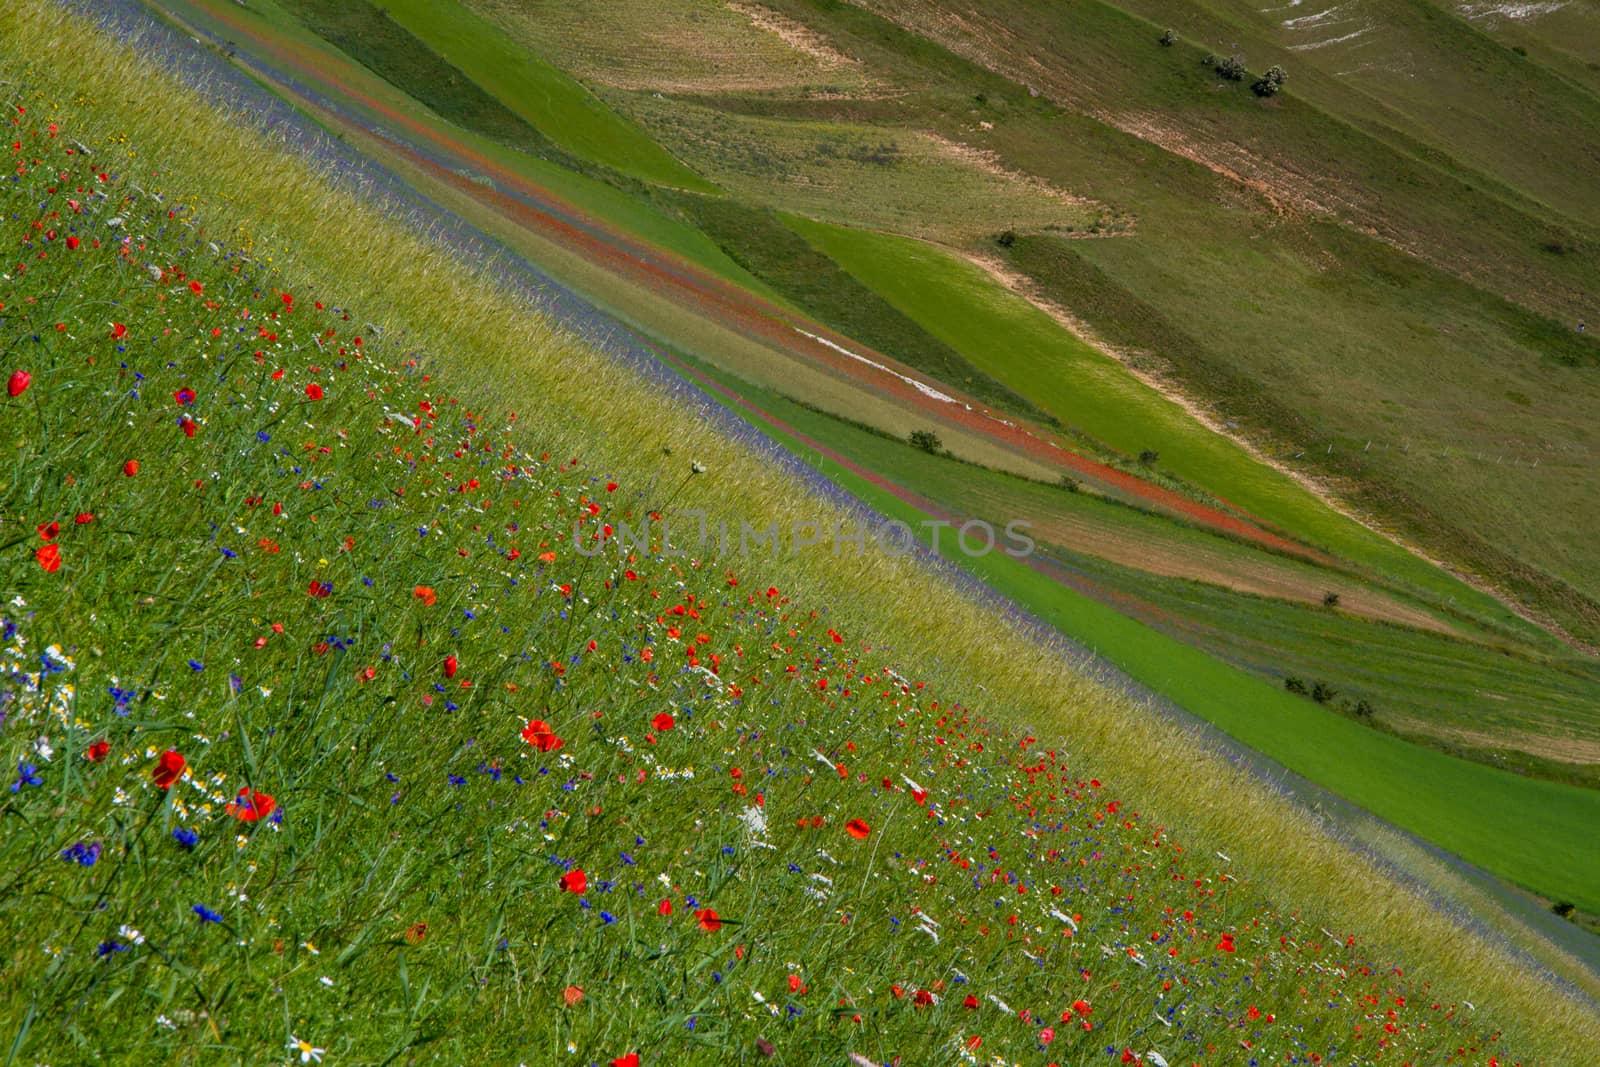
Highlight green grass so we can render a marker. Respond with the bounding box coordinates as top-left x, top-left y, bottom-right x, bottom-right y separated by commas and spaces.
706, 373, 1600, 789
700, 356, 1600, 783
656, 192, 1050, 421
4, 4, 1600, 1062
463, 0, 877, 97
610, 90, 1099, 241
375, 0, 718, 190
765, 0, 1600, 641
679, 363, 1600, 913
786, 217, 1544, 633
162, 0, 784, 301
